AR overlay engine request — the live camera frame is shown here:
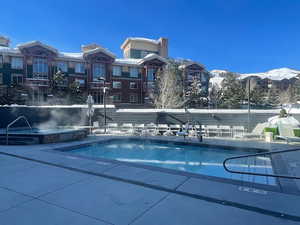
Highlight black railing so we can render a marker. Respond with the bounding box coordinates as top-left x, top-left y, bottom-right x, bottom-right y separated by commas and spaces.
223, 148, 300, 179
